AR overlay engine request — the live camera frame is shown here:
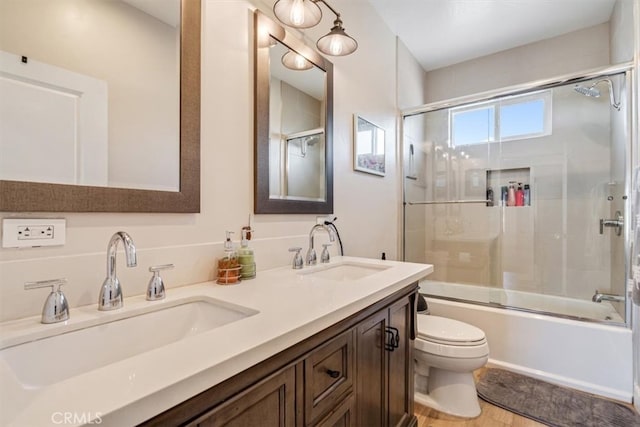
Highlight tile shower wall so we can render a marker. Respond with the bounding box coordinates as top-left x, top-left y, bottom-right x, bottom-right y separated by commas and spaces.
0, 0, 419, 322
